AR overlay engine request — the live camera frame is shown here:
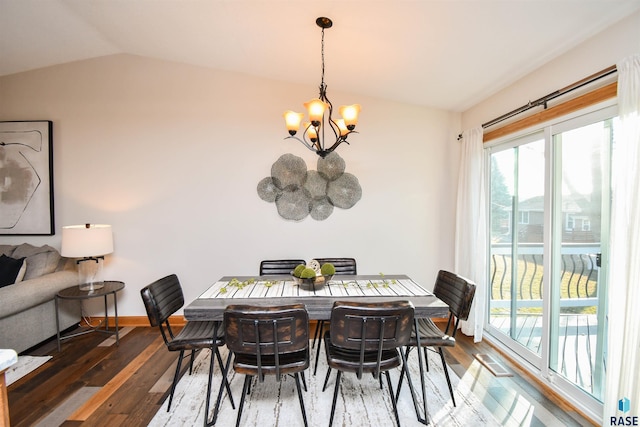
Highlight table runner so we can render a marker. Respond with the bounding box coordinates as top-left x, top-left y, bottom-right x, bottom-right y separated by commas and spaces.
198, 277, 433, 299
